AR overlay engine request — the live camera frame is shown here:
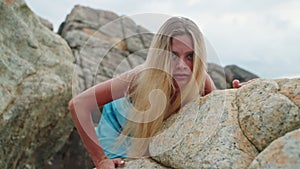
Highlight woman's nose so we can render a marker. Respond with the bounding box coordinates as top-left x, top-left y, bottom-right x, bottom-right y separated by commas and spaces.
175, 57, 188, 69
